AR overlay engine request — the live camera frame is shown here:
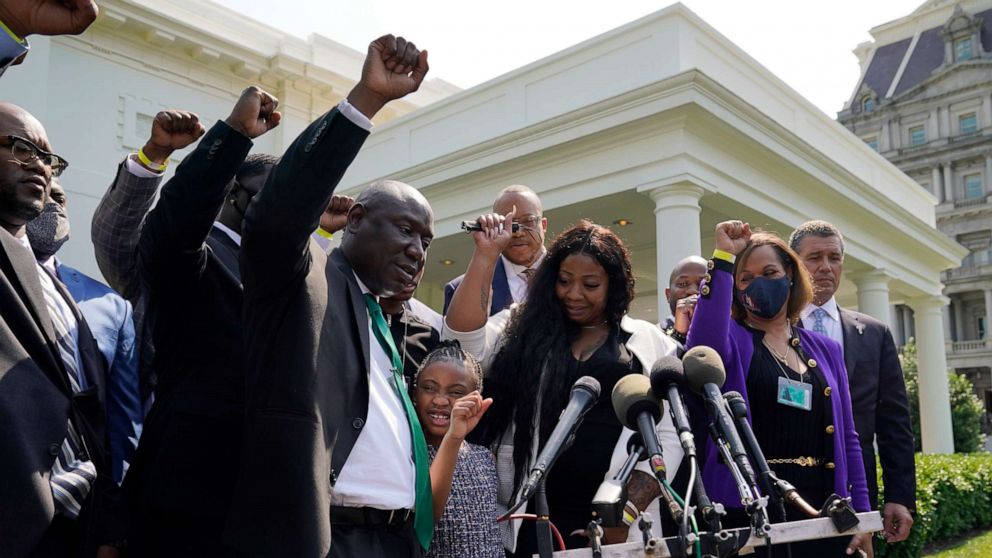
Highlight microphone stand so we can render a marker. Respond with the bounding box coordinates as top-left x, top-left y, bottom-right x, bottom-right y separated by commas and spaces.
706, 423, 770, 538
535, 481, 554, 558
